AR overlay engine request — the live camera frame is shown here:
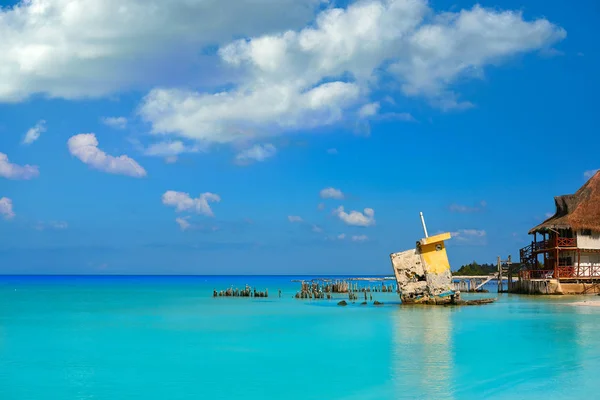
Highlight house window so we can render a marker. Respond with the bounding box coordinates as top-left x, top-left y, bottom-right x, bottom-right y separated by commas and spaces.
581, 229, 593, 236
